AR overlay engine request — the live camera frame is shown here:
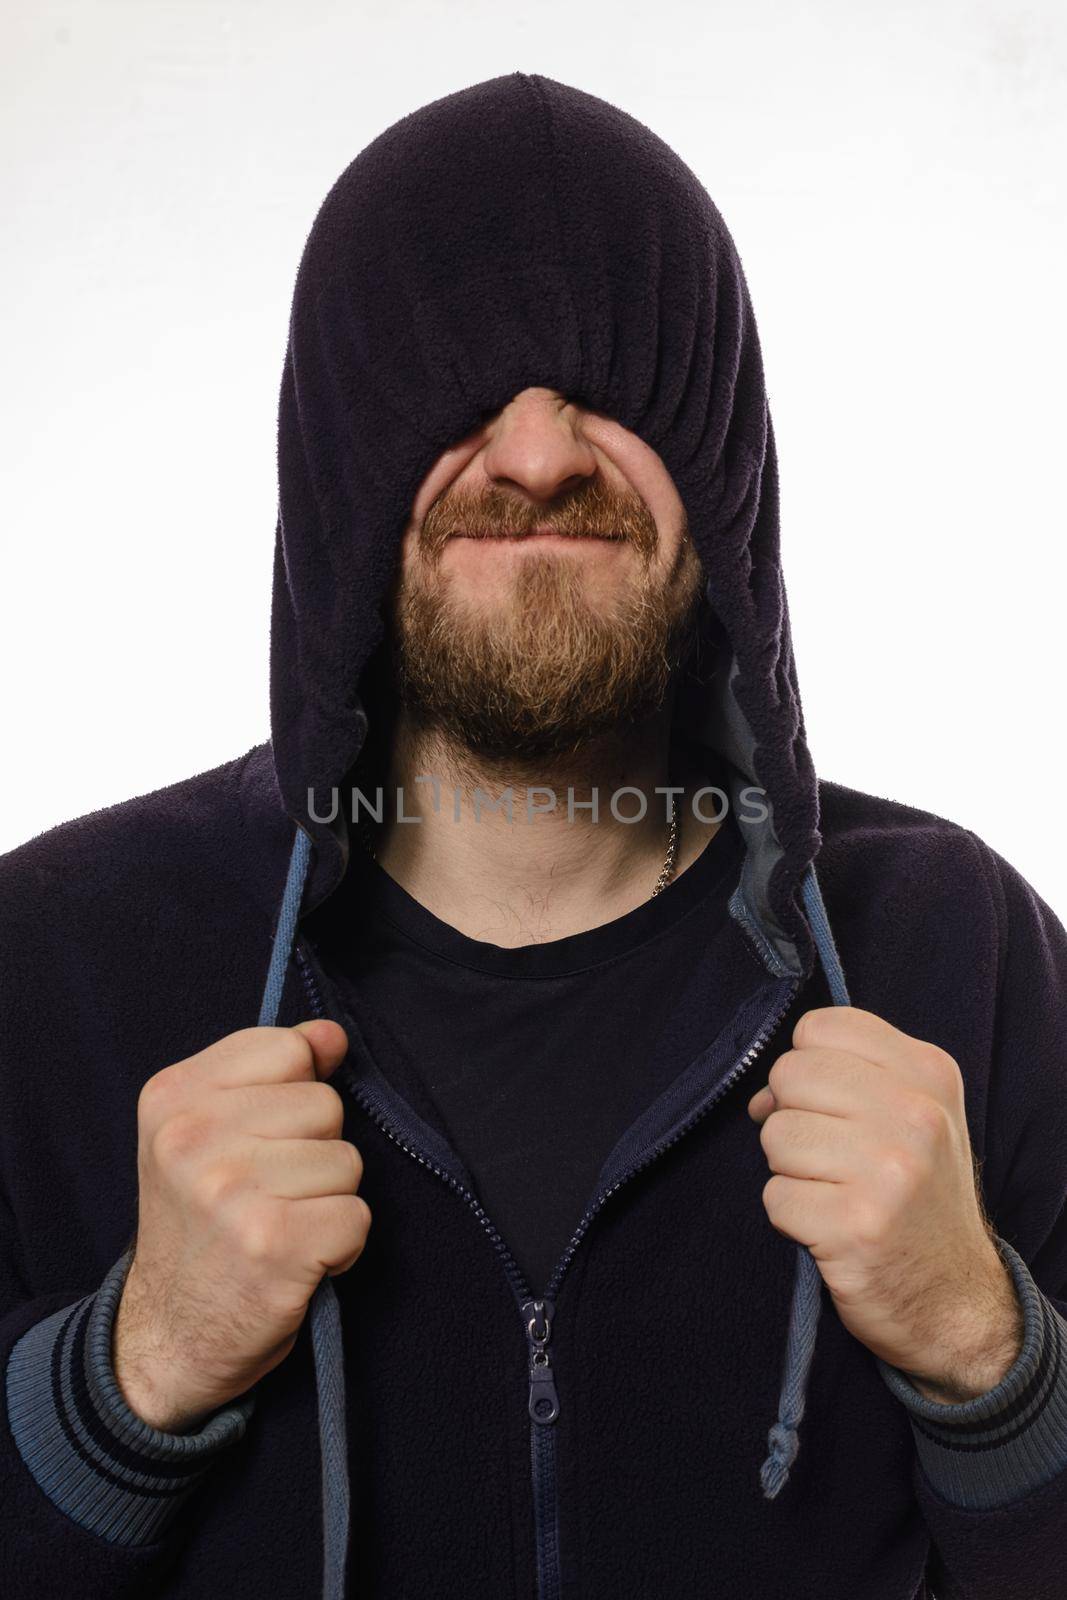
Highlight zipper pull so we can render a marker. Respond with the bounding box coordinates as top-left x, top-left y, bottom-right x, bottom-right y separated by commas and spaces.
522, 1297, 560, 1425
